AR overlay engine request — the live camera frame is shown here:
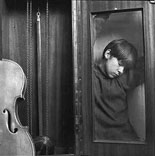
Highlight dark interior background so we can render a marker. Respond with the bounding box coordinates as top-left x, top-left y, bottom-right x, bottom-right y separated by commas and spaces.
1, 0, 74, 154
